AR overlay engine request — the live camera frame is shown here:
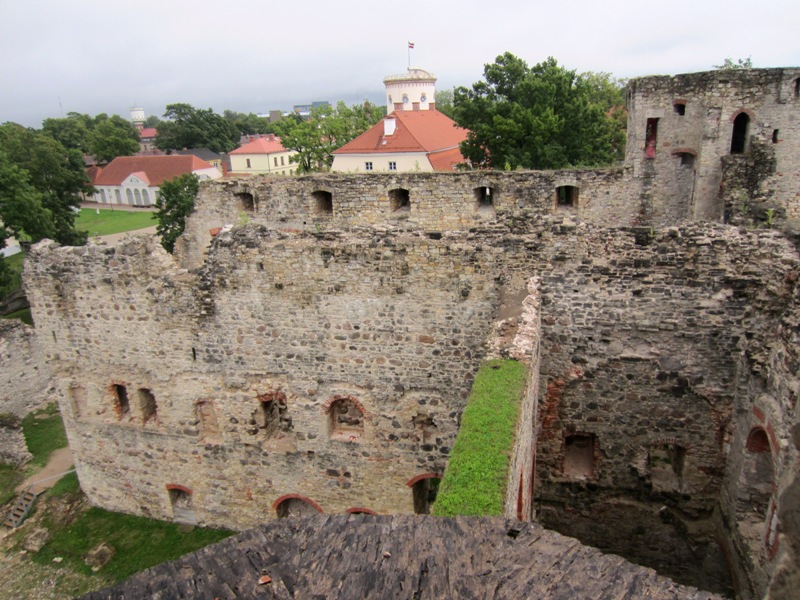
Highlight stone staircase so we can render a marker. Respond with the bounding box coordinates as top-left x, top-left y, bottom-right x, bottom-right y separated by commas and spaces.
3, 487, 42, 529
